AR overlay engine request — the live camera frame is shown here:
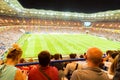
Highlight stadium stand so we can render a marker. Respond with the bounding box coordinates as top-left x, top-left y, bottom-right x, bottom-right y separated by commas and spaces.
0, 0, 120, 80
